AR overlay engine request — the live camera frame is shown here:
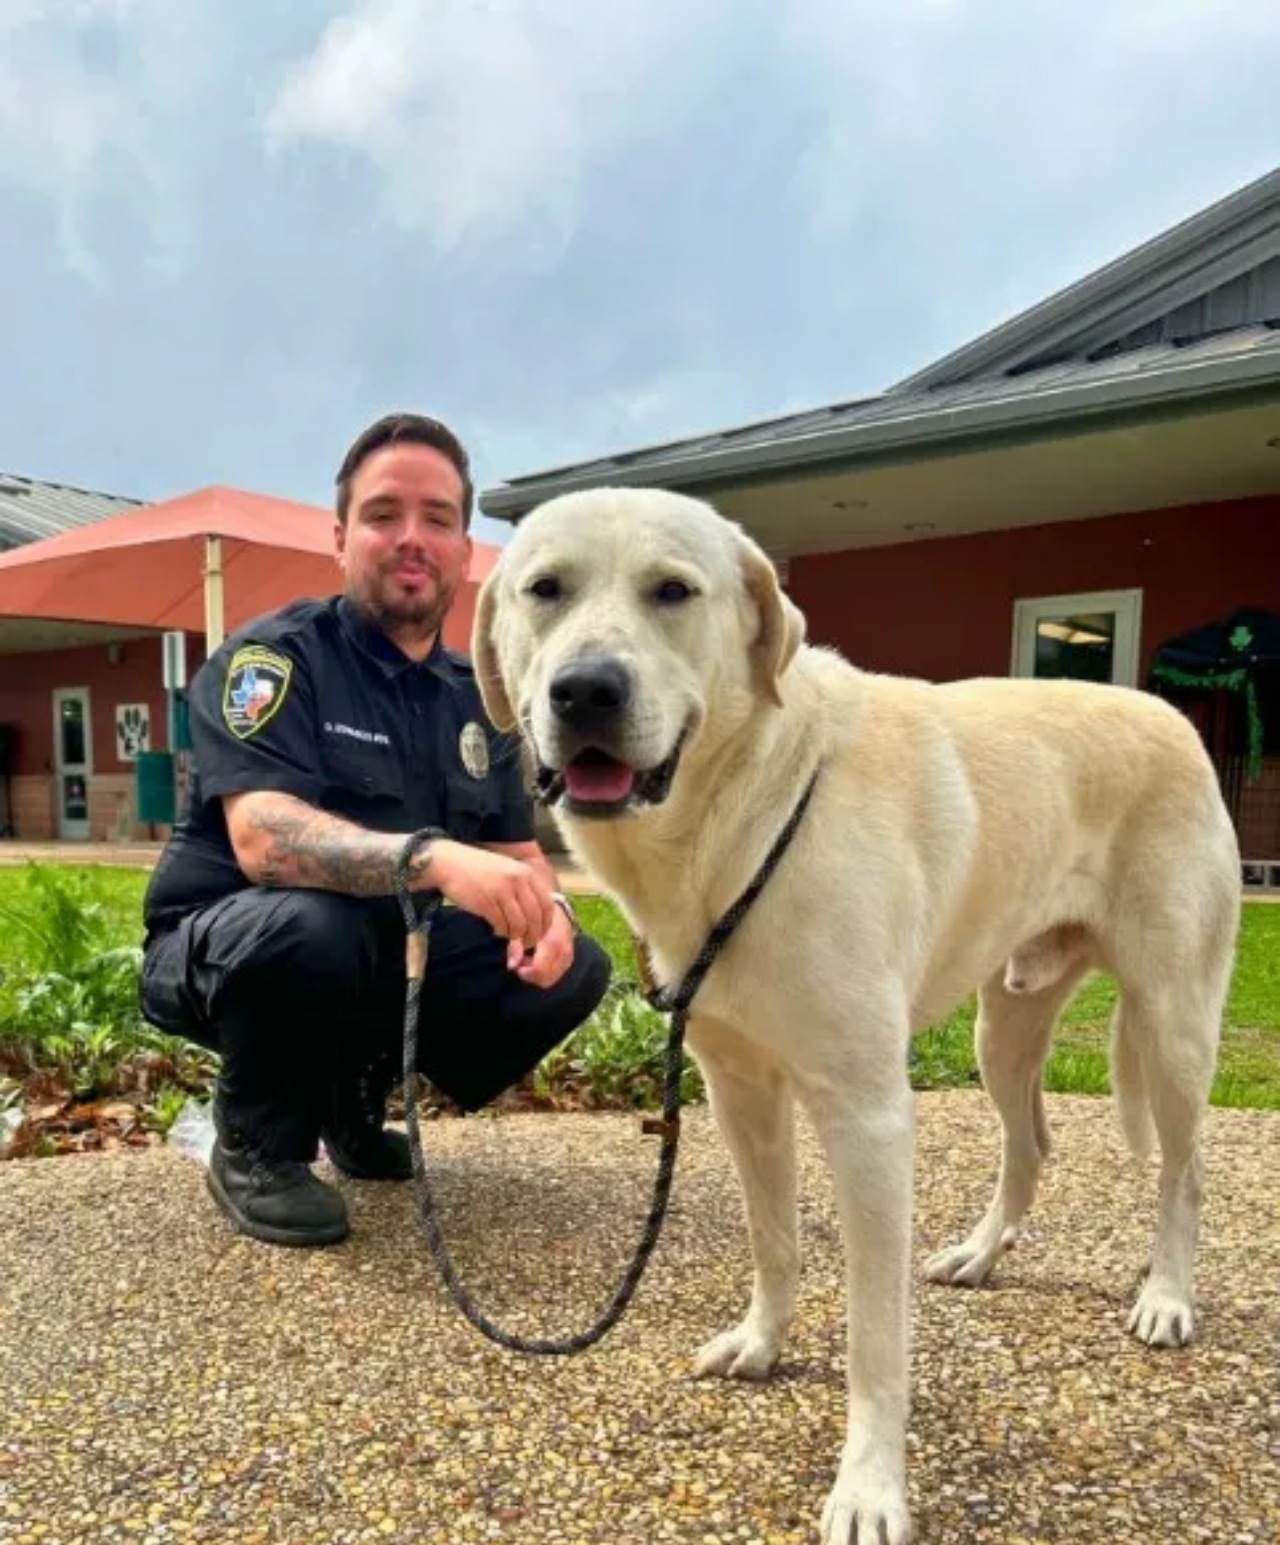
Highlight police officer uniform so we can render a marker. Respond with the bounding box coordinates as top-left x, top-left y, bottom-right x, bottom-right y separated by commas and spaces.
140, 595, 611, 1240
